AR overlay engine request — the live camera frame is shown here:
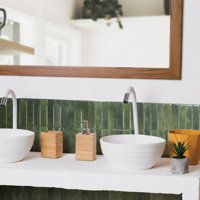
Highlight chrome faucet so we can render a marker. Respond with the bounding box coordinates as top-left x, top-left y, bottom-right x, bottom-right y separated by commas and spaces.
0, 89, 17, 129
123, 87, 139, 135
